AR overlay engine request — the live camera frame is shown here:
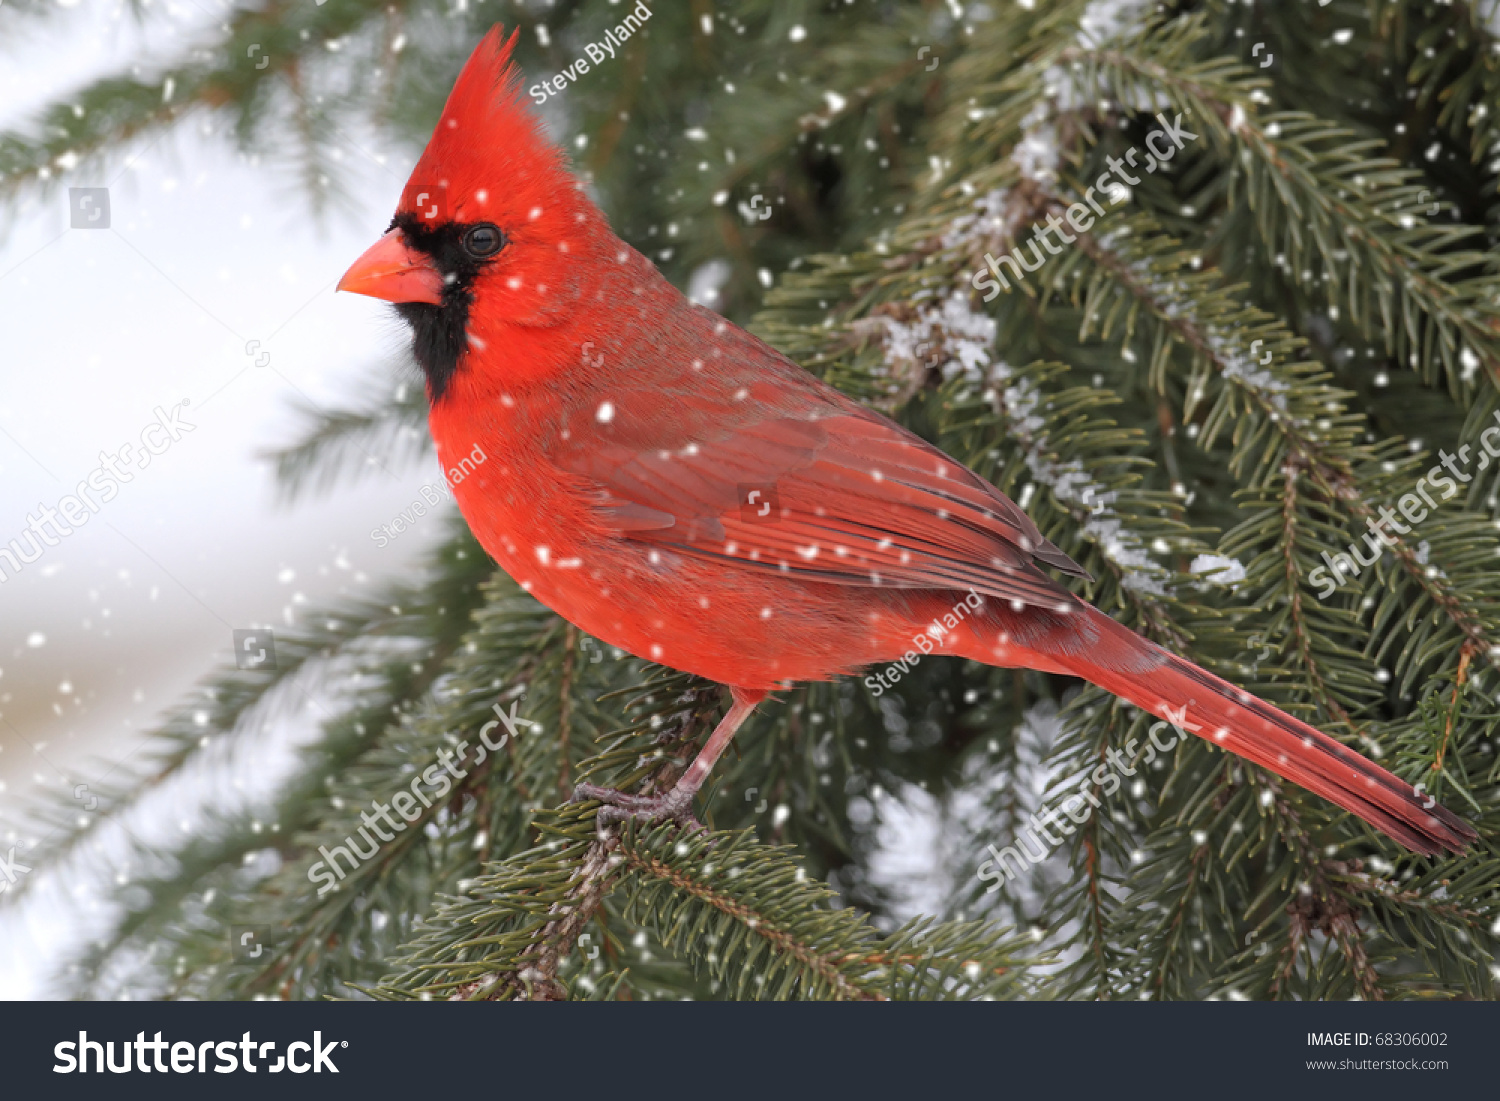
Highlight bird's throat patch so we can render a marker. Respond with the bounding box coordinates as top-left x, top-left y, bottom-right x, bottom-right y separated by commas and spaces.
389, 213, 487, 403
395, 297, 471, 403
